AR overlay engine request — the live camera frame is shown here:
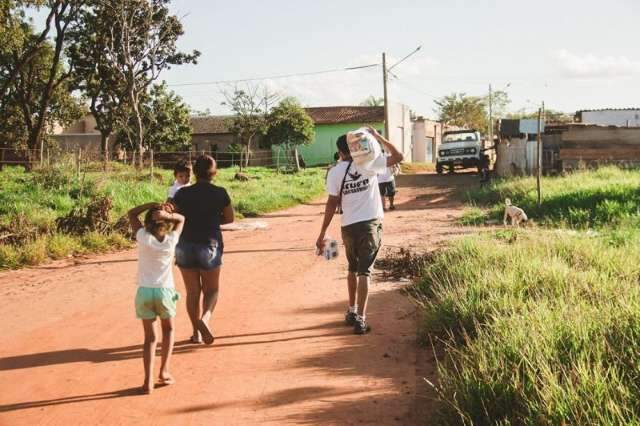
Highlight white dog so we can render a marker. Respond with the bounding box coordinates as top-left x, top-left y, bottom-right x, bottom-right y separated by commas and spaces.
503, 198, 528, 227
